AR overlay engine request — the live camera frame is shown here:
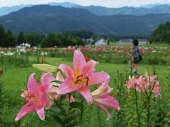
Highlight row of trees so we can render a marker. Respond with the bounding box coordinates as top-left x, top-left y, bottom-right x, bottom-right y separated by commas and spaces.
0, 25, 16, 47
0, 24, 86, 47
1, 21, 169, 47
41, 33, 85, 47
0, 24, 43, 47
149, 22, 170, 44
